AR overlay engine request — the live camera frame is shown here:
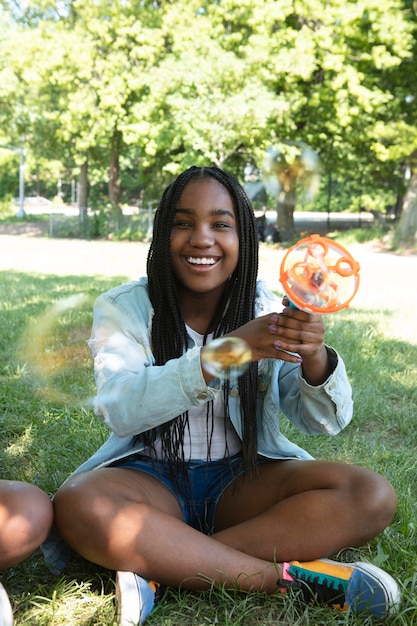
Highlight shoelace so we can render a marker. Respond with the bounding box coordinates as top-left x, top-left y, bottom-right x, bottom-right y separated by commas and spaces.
301, 574, 346, 608
278, 573, 346, 609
